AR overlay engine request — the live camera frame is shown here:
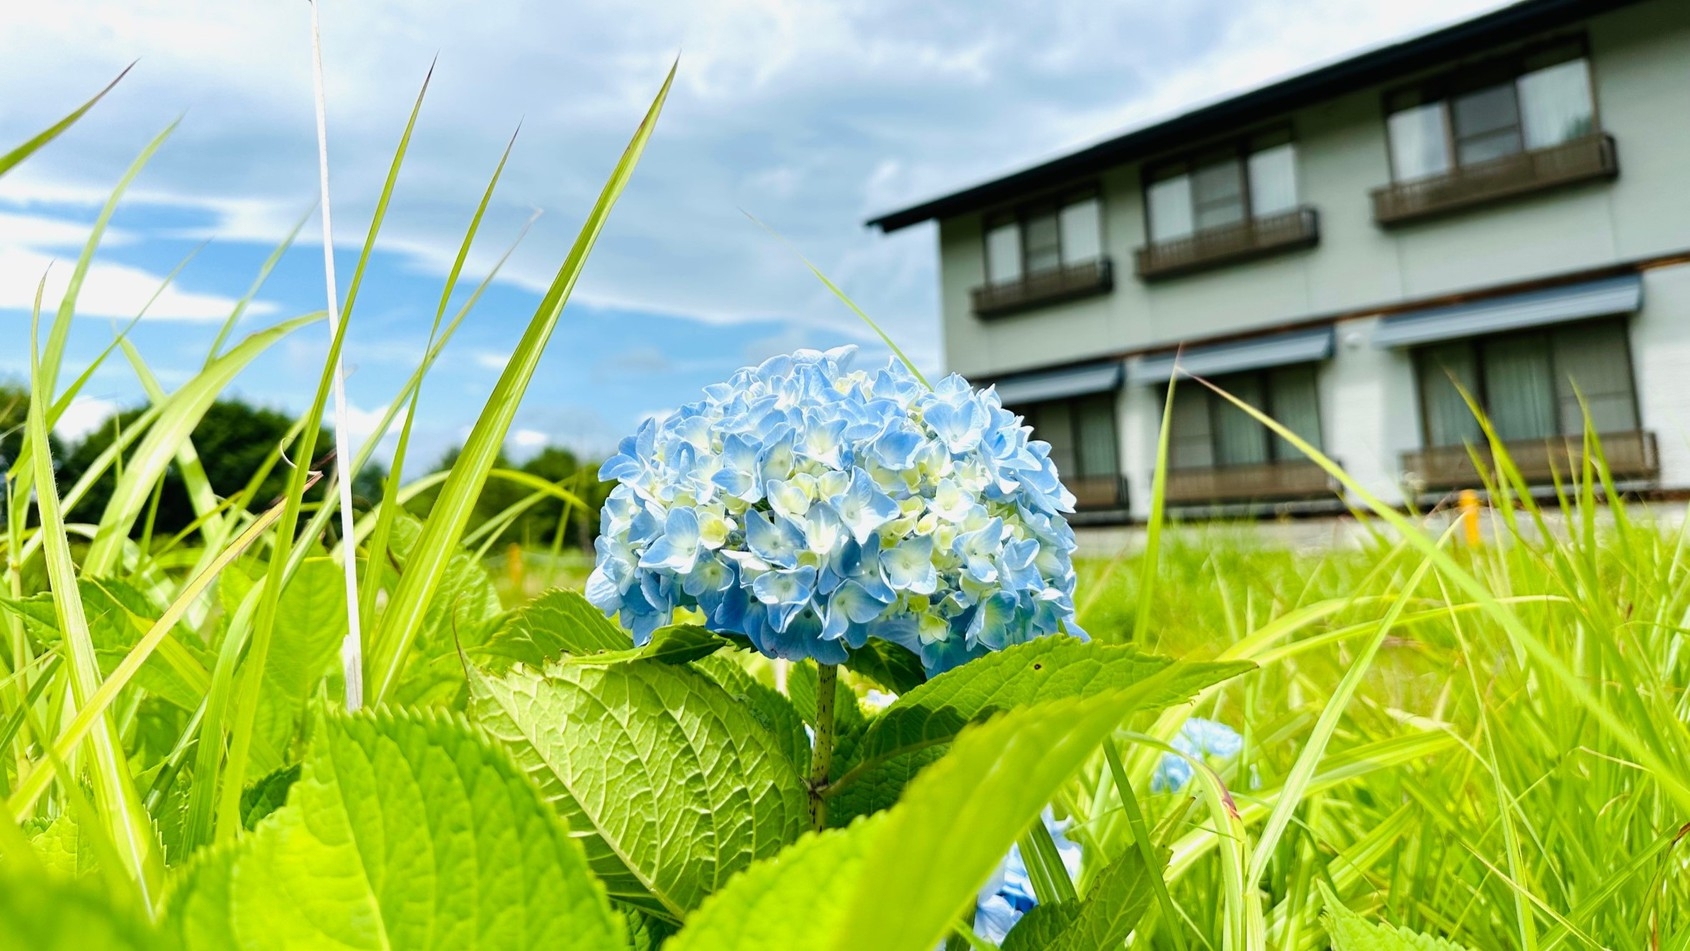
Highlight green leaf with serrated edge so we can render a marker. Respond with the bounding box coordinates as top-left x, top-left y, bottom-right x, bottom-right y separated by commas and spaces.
250, 558, 345, 774
385, 515, 505, 706
694, 654, 811, 775
1321, 884, 1475, 951
468, 659, 810, 922
30, 814, 100, 879
825, 638, 1251, 813
166, 708, 623, 950
477, 587, 632, 670
564, 624, 727, 666
238, 765, 299, 831
844, 638, 926, 694
670, 689, 1154, 951
0, 870, 166, 951
1000, 903, 1083, 951
665, 813, 893, 951
826, 744, 947, 827
852, 638, 1250, 772
1001, 847, 1160, 951
623, 905, 679, 951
